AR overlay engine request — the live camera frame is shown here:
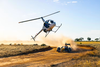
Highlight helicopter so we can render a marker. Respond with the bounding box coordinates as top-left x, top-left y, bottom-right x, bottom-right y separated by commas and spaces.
19, 11, 62, 41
